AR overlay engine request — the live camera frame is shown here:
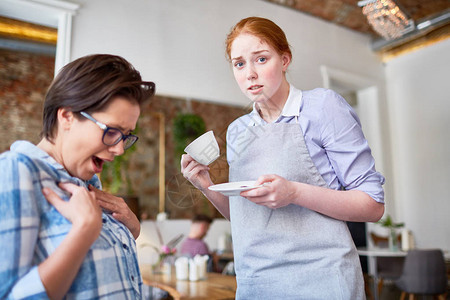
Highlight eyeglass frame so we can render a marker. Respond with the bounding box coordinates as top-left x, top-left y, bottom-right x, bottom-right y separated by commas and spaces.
79, 111, 139, 150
